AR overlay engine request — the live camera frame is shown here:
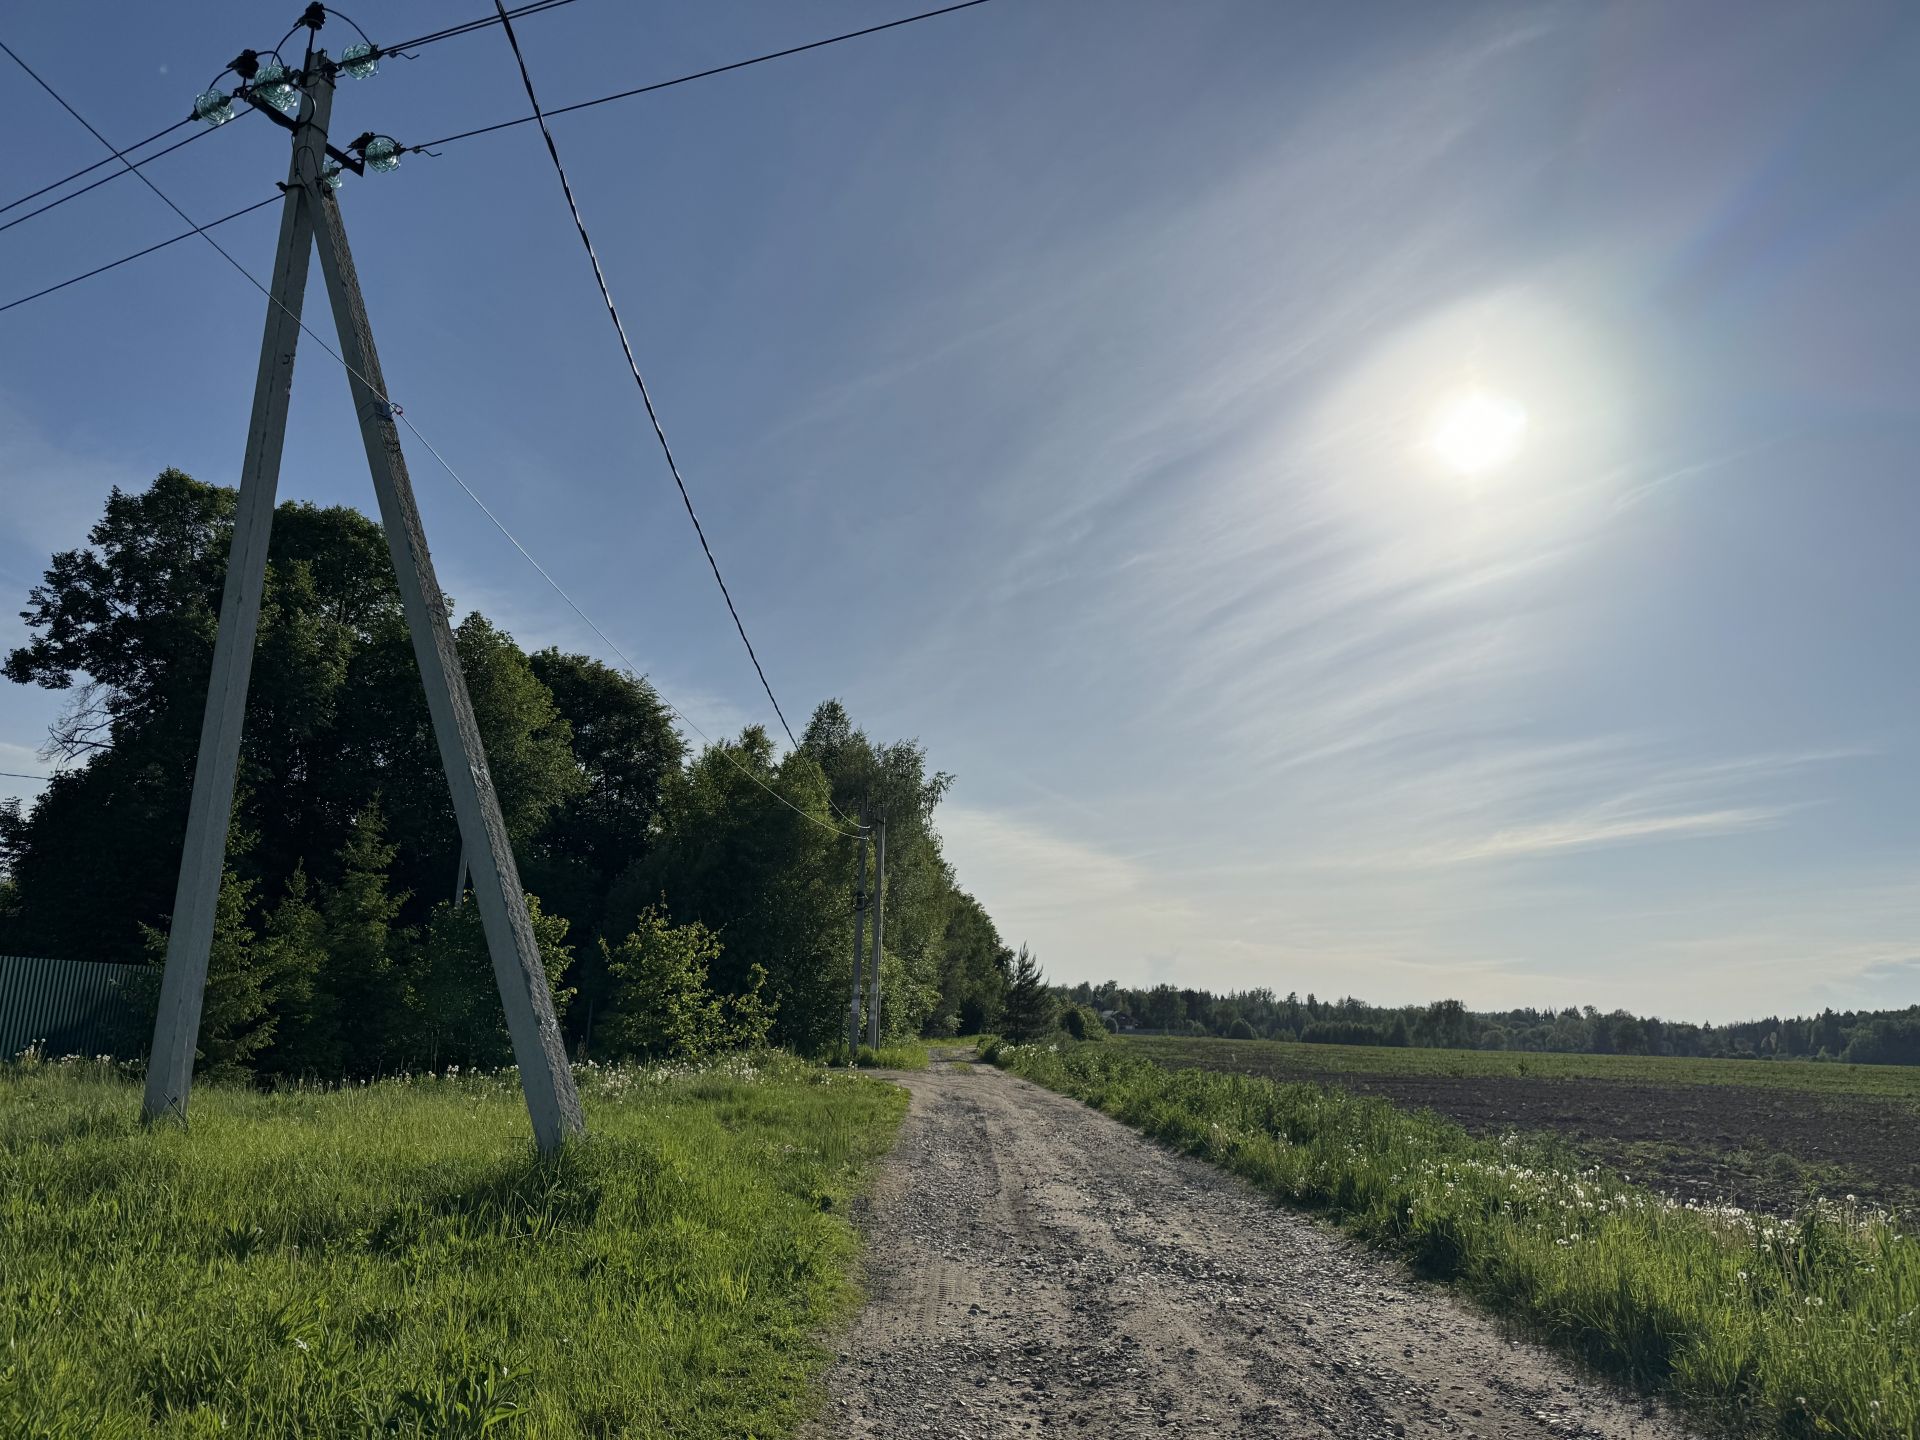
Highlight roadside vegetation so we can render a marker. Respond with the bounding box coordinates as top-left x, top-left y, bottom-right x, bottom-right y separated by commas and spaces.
1127, 1033, 1920, 1100
0, 471, 1016, 1074
990, 1040, 1917, 1440
1129, 1034, 1920, 1218
0, 1051, 906, 1439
